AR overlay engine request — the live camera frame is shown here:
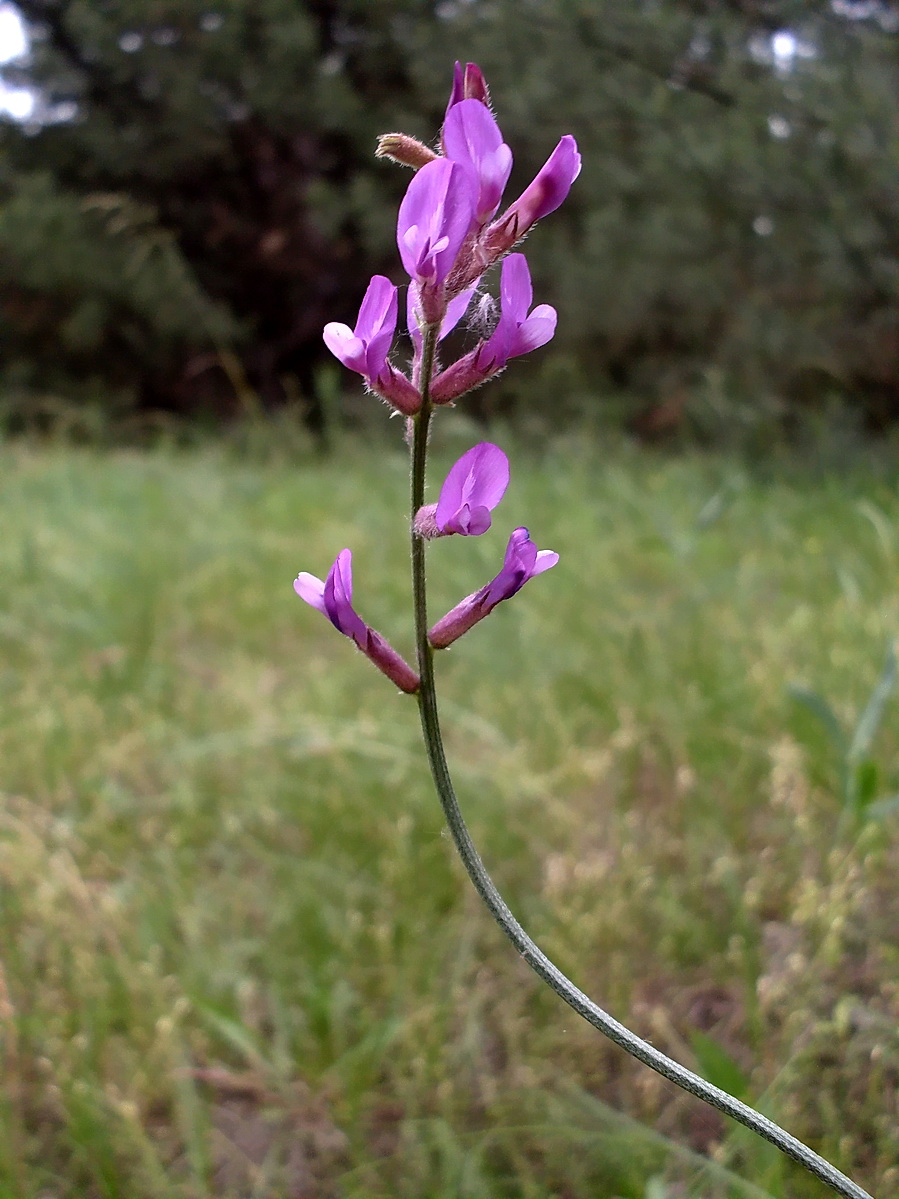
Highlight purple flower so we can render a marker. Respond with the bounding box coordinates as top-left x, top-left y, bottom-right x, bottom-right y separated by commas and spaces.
443, 99, 513, 229
323, 276, 420, 415
430, 255, 556, 404
484, 135, 581, 257
481, 254, 556, 367
295, 550, 420, 693
323, 275, 395, 380
415, 442, 510, 538
429, 527, 559, 648
397, 158, 476, 323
